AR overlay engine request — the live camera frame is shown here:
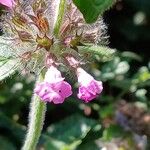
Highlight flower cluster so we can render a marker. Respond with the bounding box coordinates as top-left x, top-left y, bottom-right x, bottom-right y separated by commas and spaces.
34, 55, 103, 104
34, 65, 72, 104
0, 0, 105, 103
